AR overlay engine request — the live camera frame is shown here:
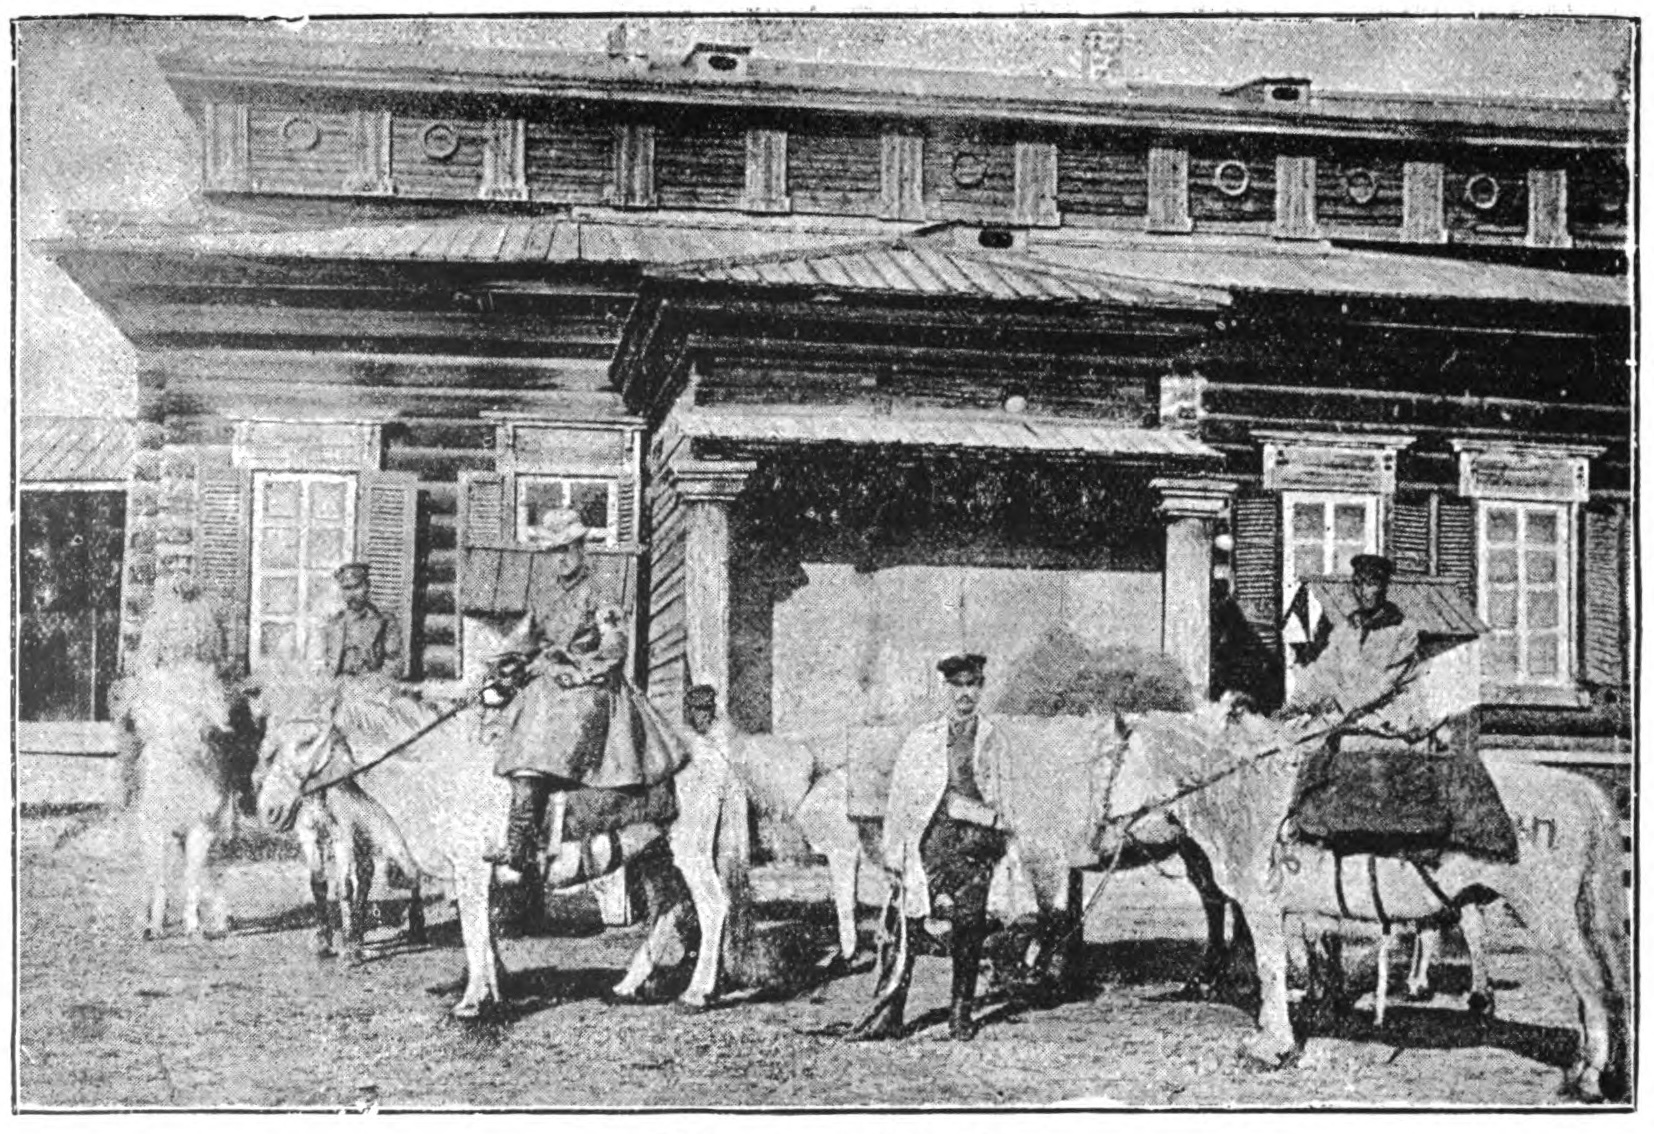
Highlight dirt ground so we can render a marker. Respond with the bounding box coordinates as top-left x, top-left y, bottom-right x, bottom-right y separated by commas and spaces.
14, 807, 1619, 1110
